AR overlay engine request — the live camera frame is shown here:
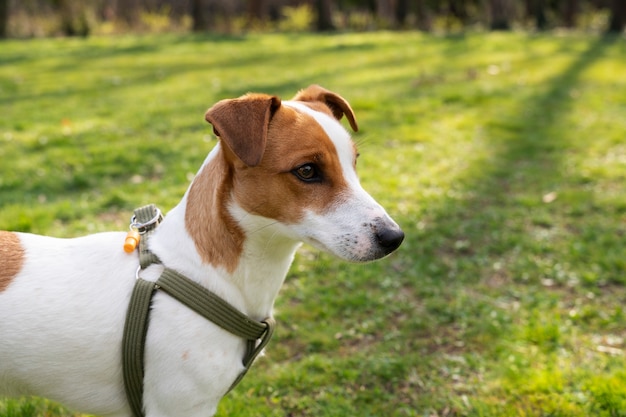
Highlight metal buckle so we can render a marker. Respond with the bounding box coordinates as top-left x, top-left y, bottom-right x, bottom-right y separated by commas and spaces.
130, 208, 162, 234
135, 266, 161, 289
